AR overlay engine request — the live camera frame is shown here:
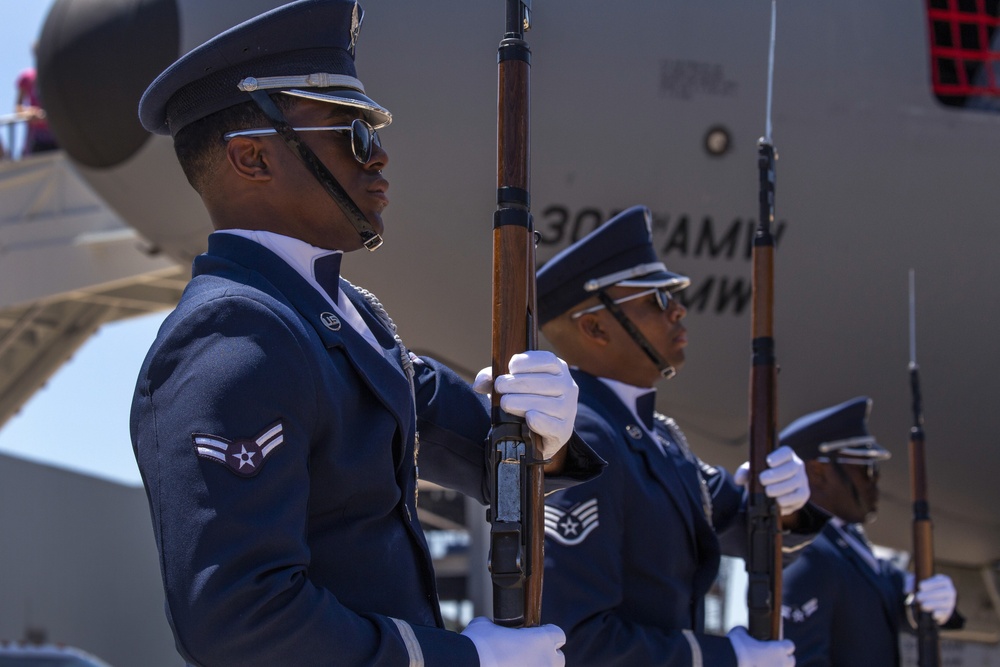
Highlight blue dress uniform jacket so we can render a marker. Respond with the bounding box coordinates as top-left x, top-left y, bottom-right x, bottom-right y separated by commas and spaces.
782, 522, 907, 667
541, 371, 747, 667
131, 234, 599, 666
